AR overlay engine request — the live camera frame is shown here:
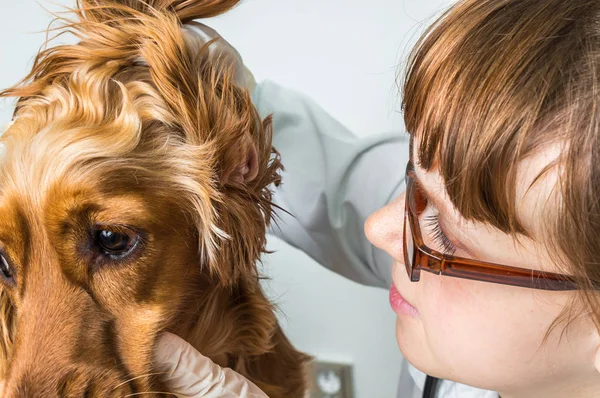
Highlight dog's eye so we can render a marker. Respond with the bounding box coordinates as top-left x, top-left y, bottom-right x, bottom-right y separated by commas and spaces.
0, 254, 14, 283
93, 229, 138, 257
